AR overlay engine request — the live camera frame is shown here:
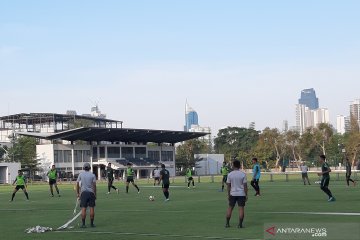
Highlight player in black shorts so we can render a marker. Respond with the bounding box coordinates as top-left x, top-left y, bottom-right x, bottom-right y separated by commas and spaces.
10, 170, 29, 202
160, 164, 170, 201
318, 155, 335, 202
125, 163, 140, 193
